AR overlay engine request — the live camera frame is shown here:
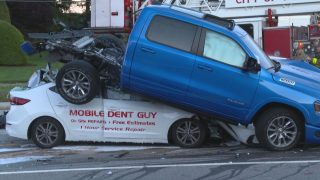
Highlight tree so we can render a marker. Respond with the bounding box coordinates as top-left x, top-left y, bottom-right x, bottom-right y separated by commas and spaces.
0, 20, 28, 65
6, 1, 54, 37
0, 2, 10, 23
51, 0, 89, 30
